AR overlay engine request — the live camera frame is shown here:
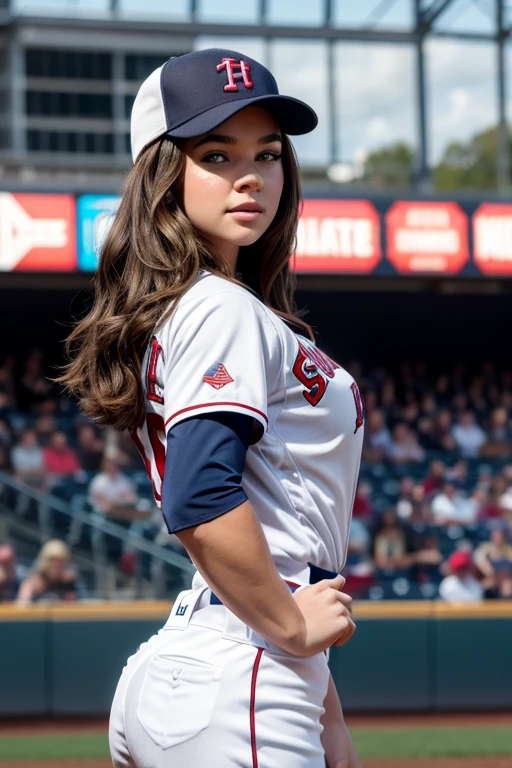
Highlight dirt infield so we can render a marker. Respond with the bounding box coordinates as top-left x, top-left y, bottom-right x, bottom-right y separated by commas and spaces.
2, 710, 511, 734
346, 712, 512, 728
